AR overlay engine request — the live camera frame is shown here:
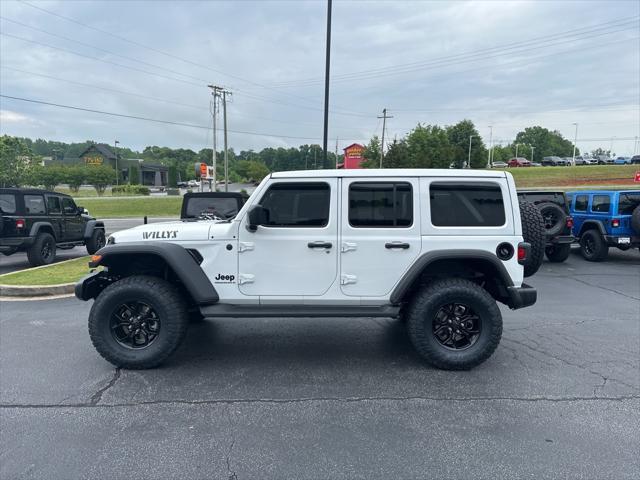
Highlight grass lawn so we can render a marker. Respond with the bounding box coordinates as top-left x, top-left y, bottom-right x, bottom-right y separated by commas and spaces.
76, 196, 183, 218
496, 165, 639, 188
0, 257, 93, 286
